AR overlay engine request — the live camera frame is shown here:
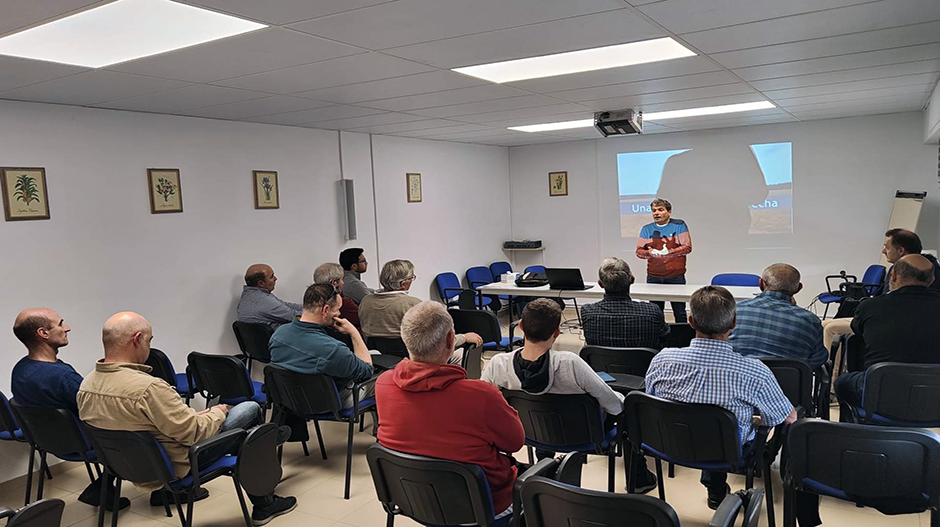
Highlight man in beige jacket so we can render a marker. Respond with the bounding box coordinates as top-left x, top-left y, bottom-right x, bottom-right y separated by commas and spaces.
78, 312, 296, 526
